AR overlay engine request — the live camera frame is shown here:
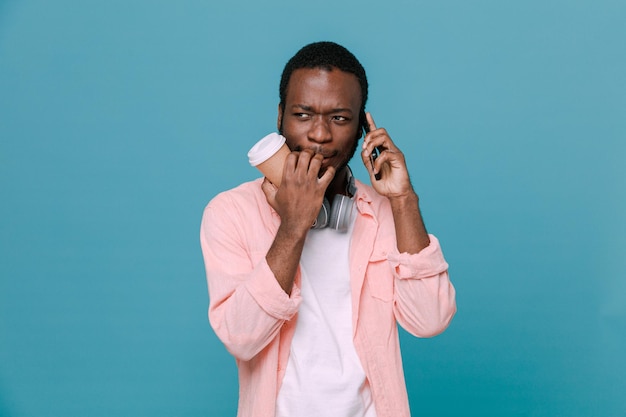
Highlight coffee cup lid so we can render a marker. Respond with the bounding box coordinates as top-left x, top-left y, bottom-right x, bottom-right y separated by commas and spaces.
247, 133, 286, 166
